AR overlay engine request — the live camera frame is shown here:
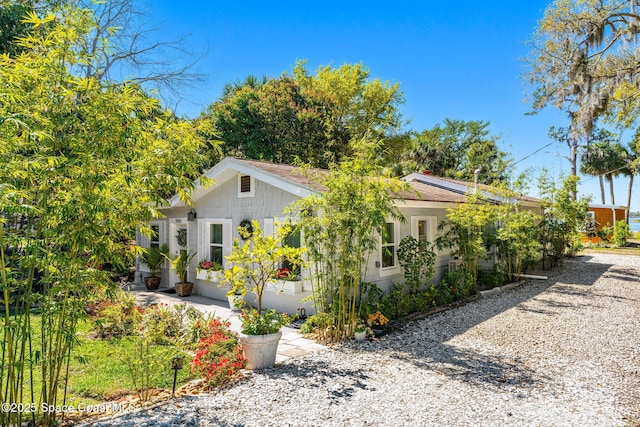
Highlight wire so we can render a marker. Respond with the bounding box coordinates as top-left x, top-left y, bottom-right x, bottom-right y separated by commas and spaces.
512, 141, 557, 166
